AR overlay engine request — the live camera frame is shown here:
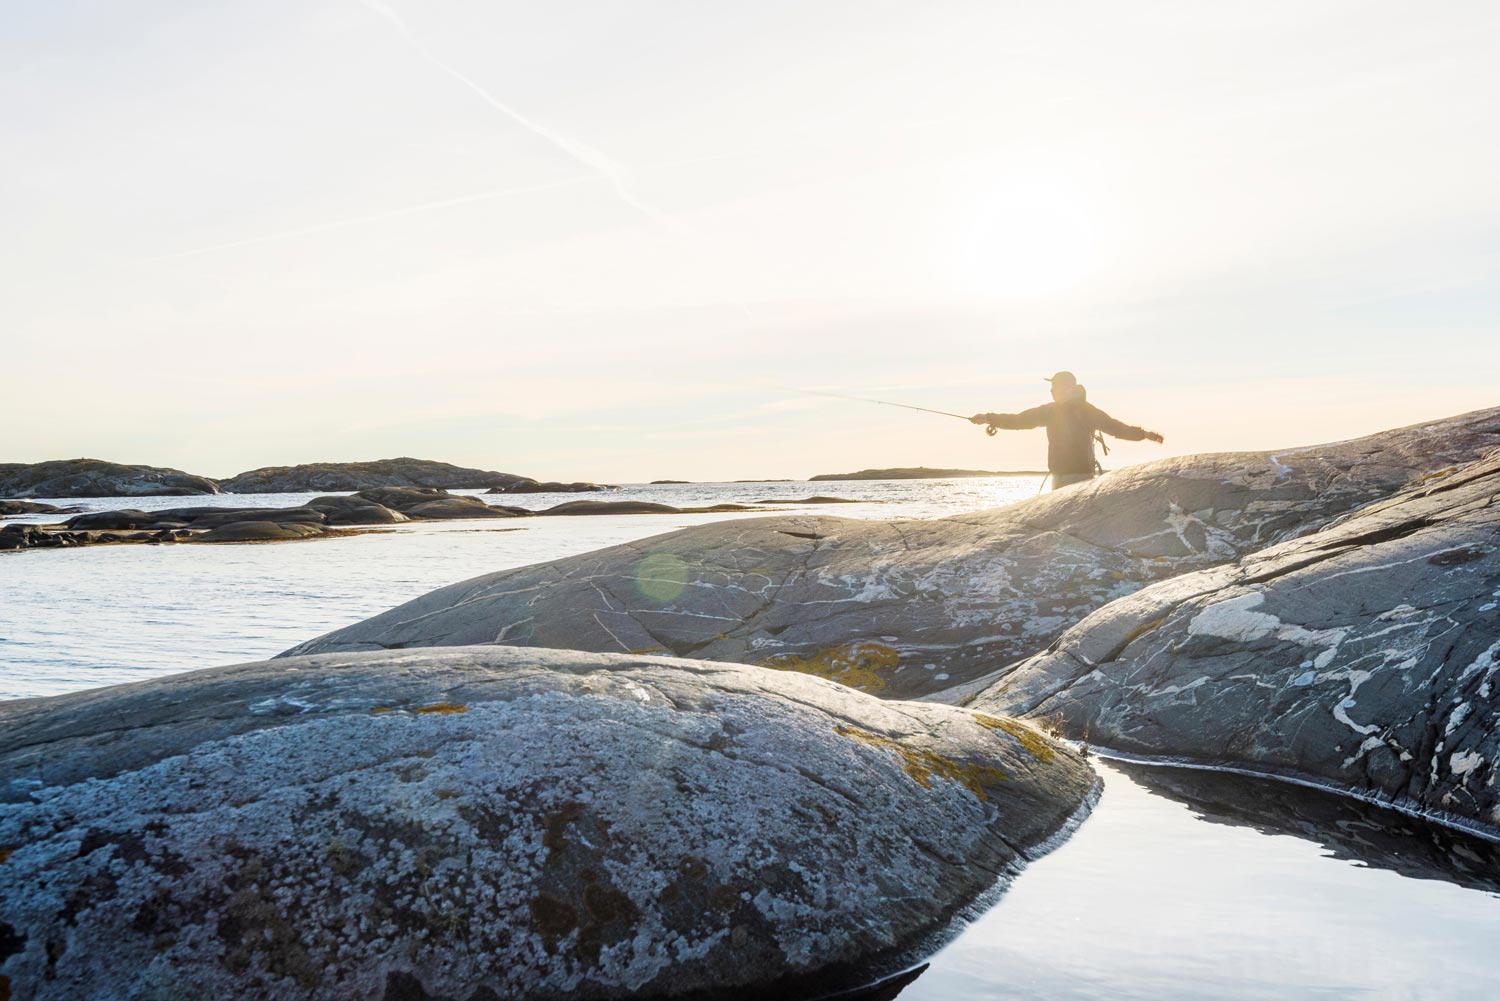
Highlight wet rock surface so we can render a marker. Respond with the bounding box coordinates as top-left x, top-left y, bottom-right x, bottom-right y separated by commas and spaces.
0, 647, 1093, 1001
974, 447, 1500, 833
0, 459, 220, 498
284, 409, 1500, 699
